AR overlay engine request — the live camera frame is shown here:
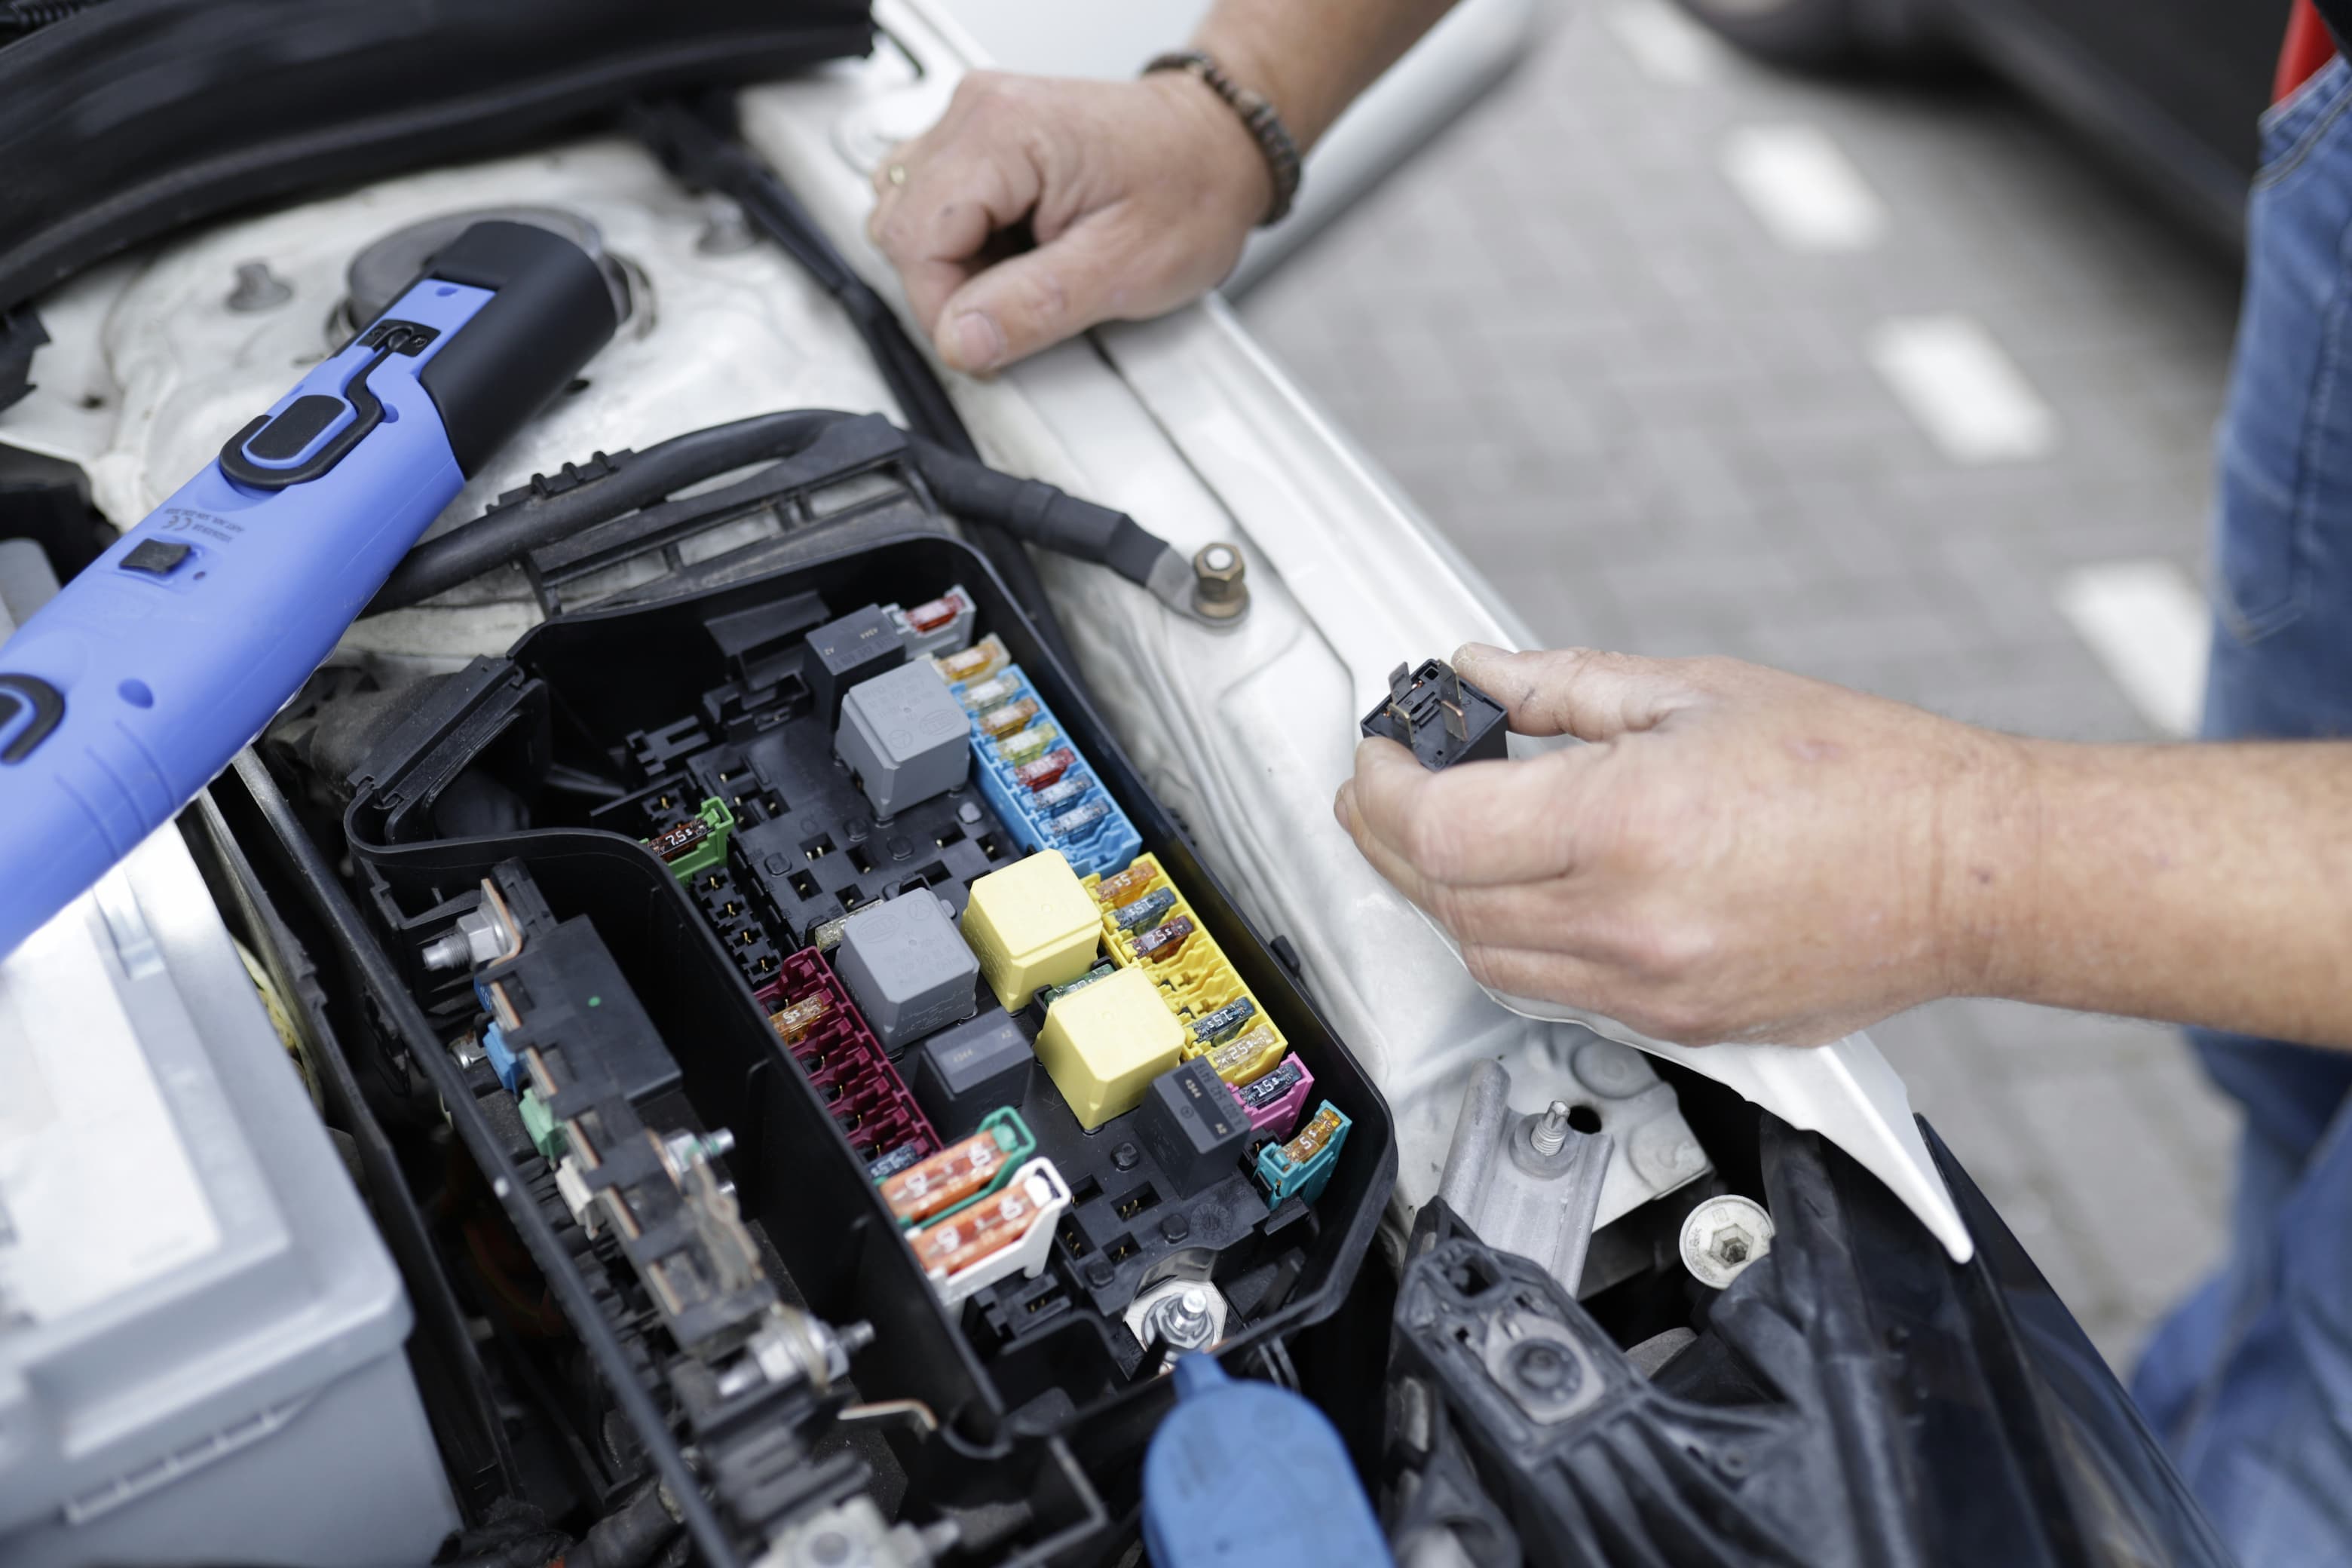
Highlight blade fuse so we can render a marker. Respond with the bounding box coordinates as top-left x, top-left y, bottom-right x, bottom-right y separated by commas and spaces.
1190, 997, 1257, 1046
1030, 776, 1092, 812
978, 697, 1041, 739
1014, 749, 1076, 791
1110, 888, 1178, 933
1203, 1022, 1282, 1085
1255, 1101, 1350, 1208
910, 1156, 1070, 1303
1094, 865, 1158, 908
1134, 916, 1196, 963
997, 723, 1061, 765
770, 994, 831, 1045
1237, 1054, 1315, 1140
934, 634, 1009, 684
880, 1107, 1035, 1227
